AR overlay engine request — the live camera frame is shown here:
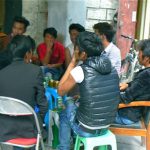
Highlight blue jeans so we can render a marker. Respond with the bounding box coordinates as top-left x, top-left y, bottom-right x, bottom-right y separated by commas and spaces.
41, 66, 64, 80
13, 147, 23, 150
58, 100, 106, 150
115, 112, 135, 125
